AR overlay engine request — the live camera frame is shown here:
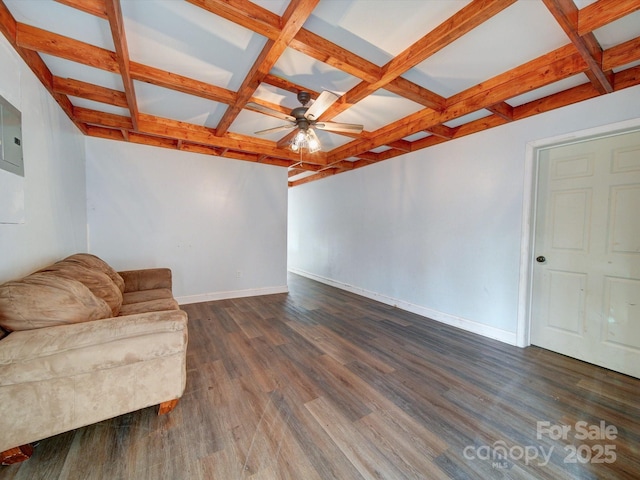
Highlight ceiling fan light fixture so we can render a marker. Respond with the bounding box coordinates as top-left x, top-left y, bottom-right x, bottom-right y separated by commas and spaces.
290, 128, 321, 154
253, 90, 362, 154
307, 128, 321, 153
